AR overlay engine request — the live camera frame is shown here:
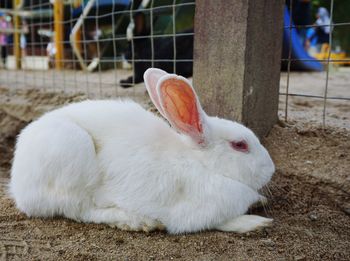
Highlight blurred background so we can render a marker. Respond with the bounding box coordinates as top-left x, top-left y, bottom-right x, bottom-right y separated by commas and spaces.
0, 0, 349, 127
